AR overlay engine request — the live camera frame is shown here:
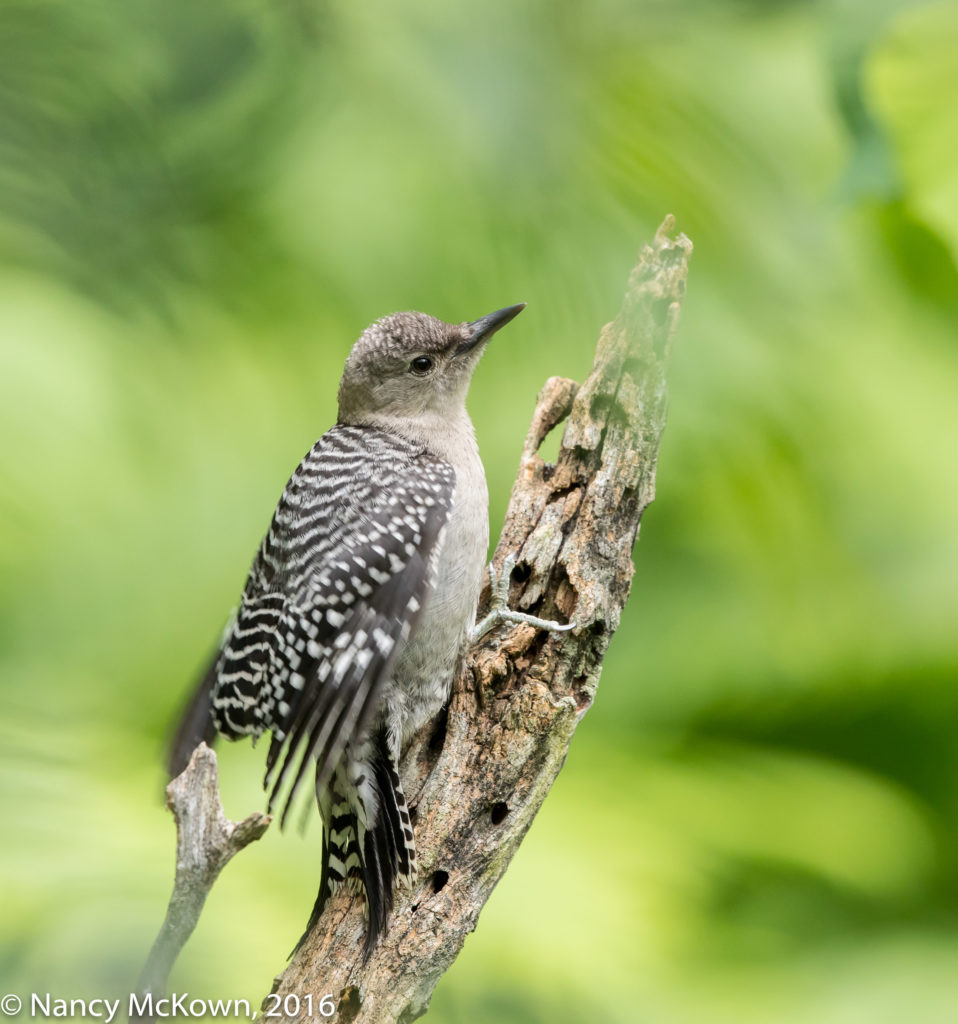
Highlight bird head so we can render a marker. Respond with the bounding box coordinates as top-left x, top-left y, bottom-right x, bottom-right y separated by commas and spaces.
337, 304, 525, 429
